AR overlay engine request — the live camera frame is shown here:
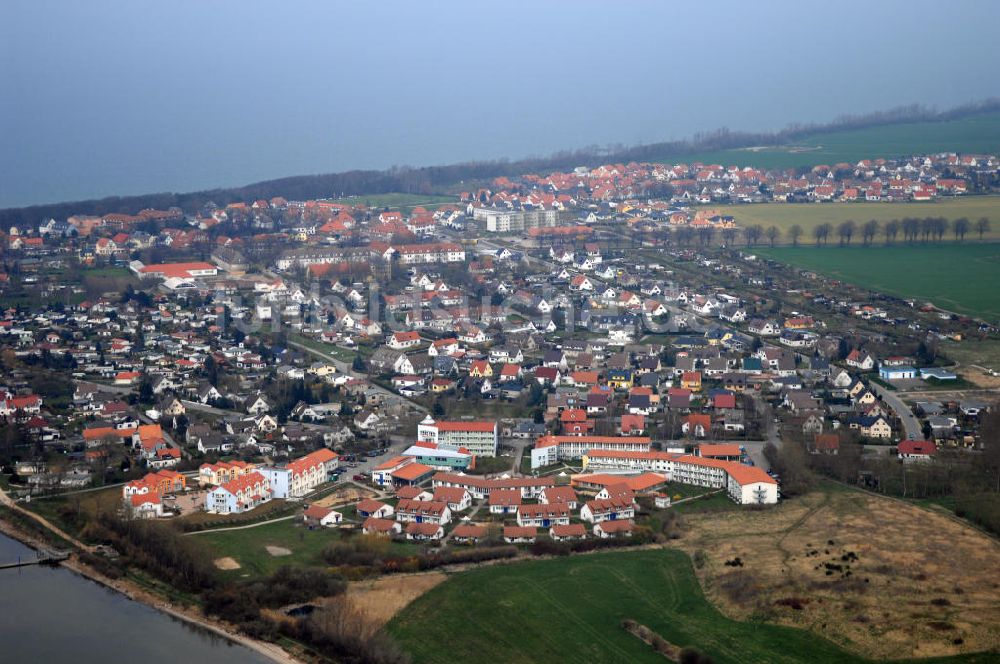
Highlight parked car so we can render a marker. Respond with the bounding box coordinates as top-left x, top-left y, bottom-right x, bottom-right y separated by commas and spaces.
352, 474, 365, 481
